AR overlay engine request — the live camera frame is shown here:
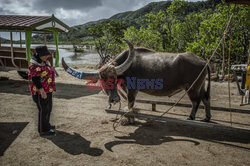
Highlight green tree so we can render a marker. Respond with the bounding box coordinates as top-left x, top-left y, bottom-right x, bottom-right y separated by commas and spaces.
145, 10, 170, 51
127, 0, 189, 52
123, 26, 141, 46
124, 26, 161, 50
187, 4, 250, 77
89, 20, 126, 67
